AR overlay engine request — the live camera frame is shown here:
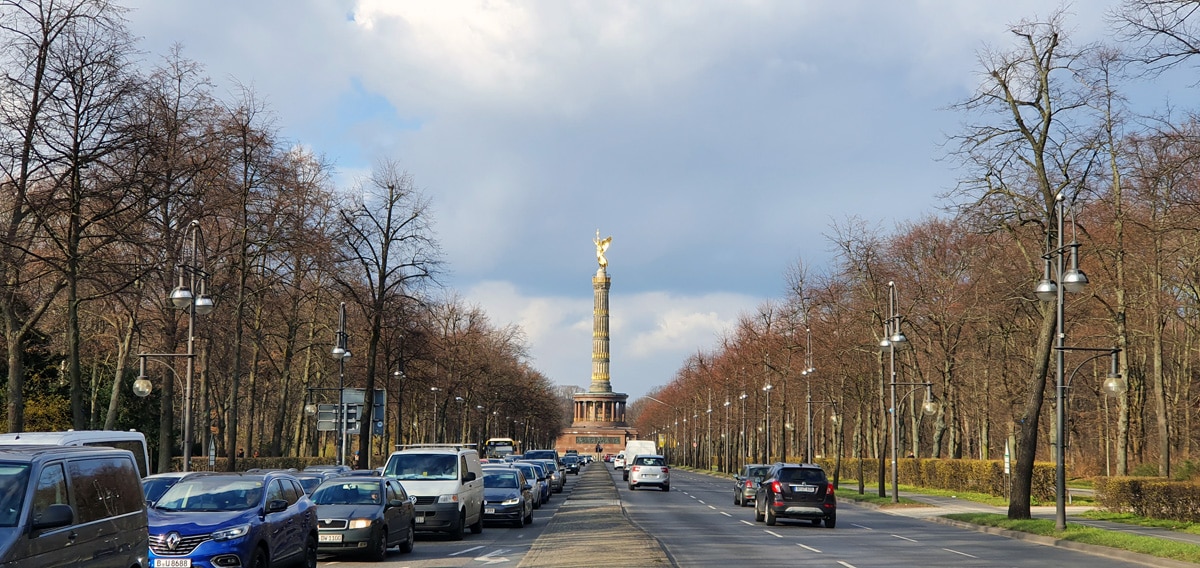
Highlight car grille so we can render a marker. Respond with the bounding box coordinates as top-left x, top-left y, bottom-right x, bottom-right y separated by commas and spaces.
319, 518, 348, 529
149, 532, 212, 555
413, 496, 437, 506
